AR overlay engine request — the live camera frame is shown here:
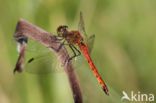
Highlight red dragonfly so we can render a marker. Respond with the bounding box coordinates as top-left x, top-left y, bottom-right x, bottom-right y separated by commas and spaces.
14, 12, 109, 95
55, 12, 109, 95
